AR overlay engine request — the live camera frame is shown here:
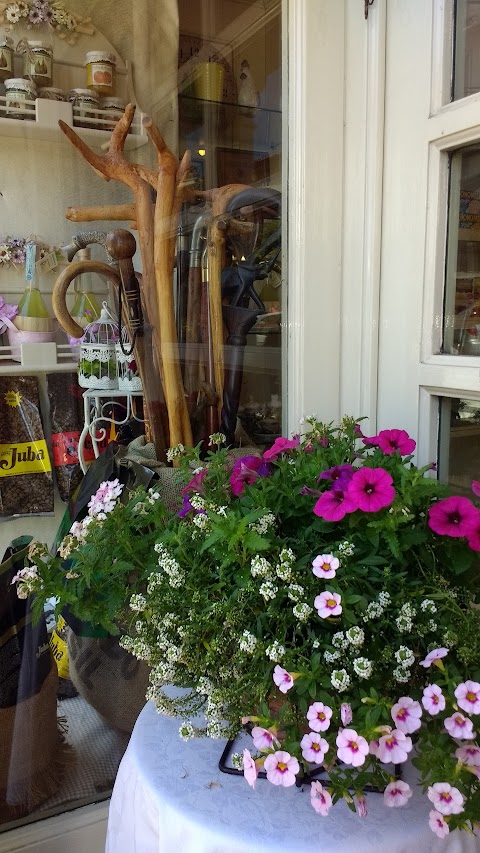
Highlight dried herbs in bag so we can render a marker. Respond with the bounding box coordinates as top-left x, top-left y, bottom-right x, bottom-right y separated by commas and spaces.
0, 376, 54, 518
46, 372, 88, 502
